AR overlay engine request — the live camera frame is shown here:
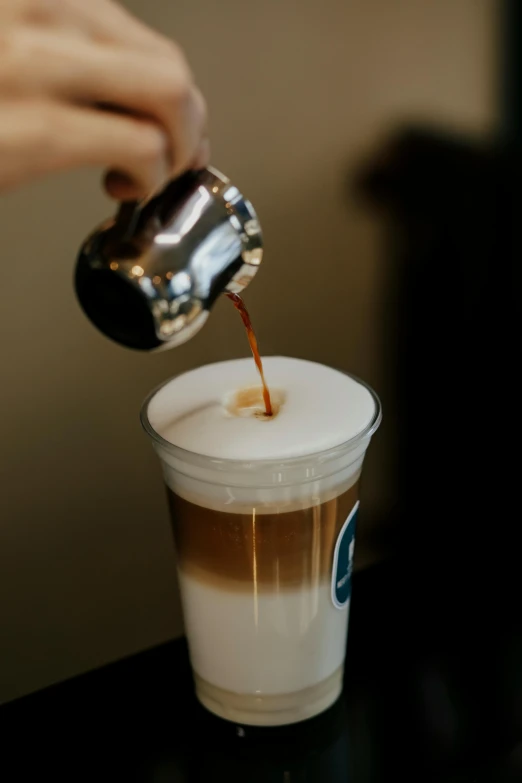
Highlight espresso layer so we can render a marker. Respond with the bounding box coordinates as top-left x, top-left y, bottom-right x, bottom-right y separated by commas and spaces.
167, 483, 359, 590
